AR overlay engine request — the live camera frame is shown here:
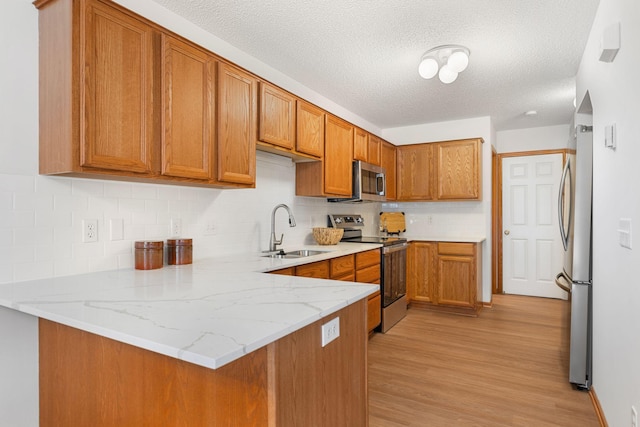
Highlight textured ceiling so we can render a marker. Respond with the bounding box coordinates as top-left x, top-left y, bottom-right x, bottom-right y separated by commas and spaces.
150, 0, 600, 131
